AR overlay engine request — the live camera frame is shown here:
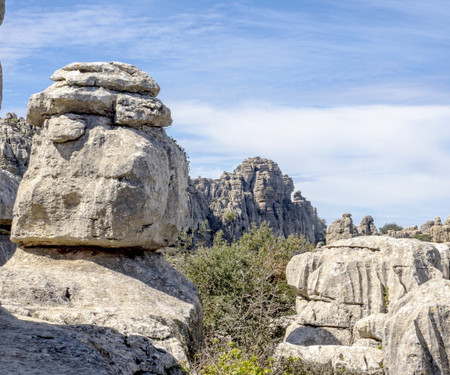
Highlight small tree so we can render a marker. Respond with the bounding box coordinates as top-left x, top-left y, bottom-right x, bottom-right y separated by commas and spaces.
379, 222, 403, 234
